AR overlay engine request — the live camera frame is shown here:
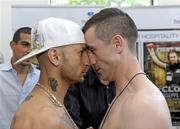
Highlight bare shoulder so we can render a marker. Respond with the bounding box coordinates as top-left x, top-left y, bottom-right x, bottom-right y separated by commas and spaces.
11, 105, 76, 129
11, 89, 76, 129
38, 106, 76, 129
10, 92, 67, 129
11, 104, 65, 129
121, 84, 172, 129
